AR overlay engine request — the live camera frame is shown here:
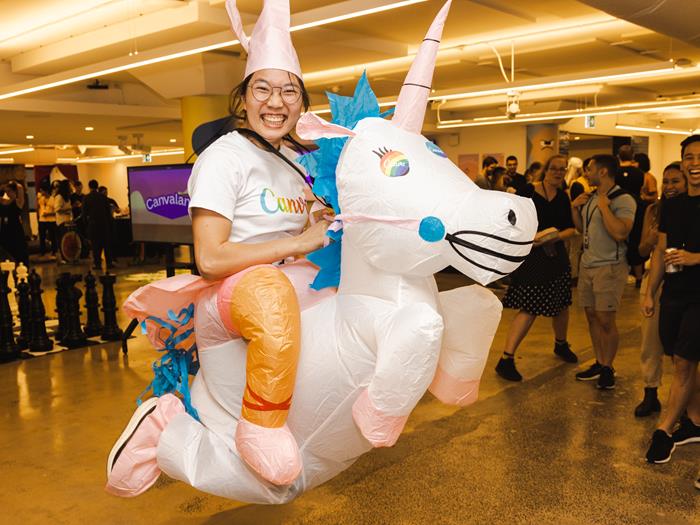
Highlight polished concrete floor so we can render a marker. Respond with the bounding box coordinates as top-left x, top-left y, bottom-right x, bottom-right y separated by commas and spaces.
1, 262, 698, 525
